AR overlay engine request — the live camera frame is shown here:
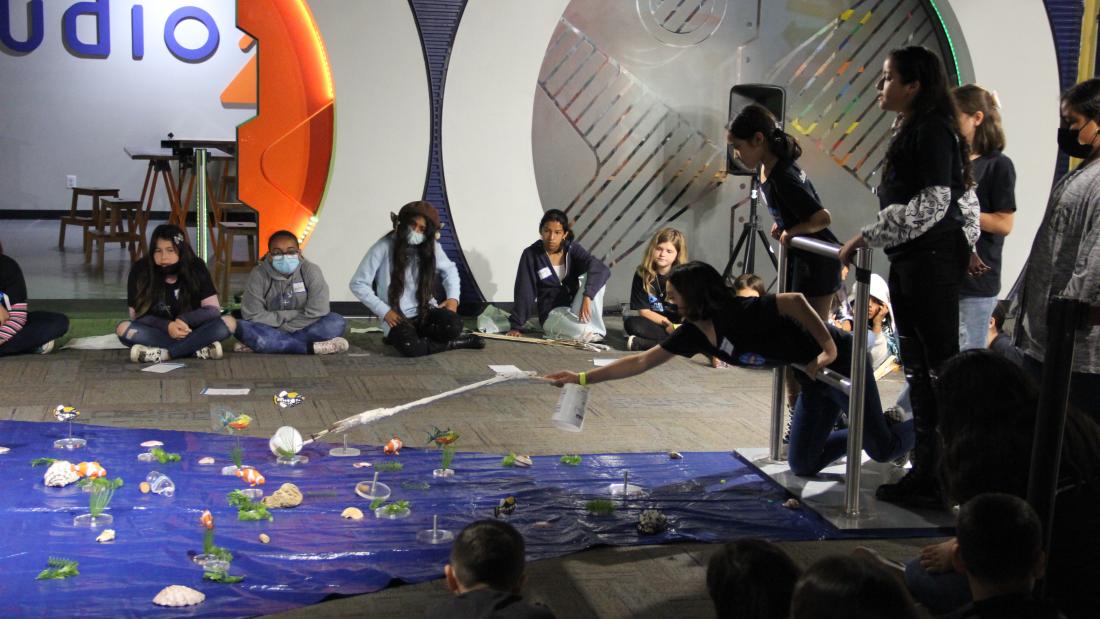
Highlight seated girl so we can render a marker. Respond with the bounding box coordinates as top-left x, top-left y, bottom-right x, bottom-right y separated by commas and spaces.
546, 261, 912, 477
349, 201, 483, 357
624, 228, 687, 351
0, 239, 69, 356
116, 225, 234, 363
507, 210, 610, 341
